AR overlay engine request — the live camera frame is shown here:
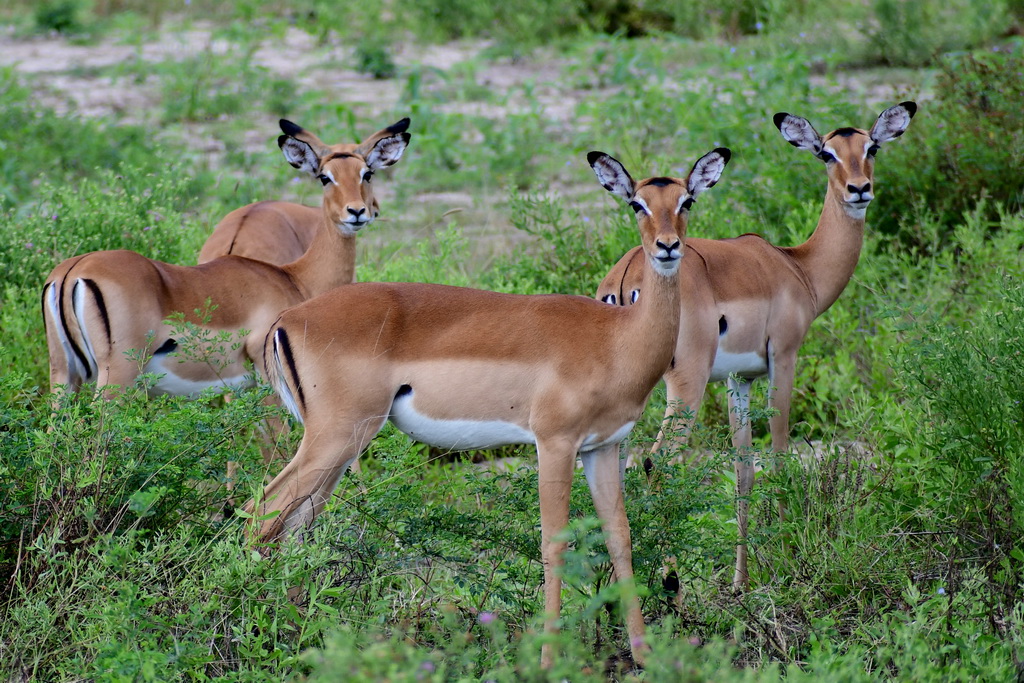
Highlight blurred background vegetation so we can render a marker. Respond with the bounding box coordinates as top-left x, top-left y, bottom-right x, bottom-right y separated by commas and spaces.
1, 0, 1023, 680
